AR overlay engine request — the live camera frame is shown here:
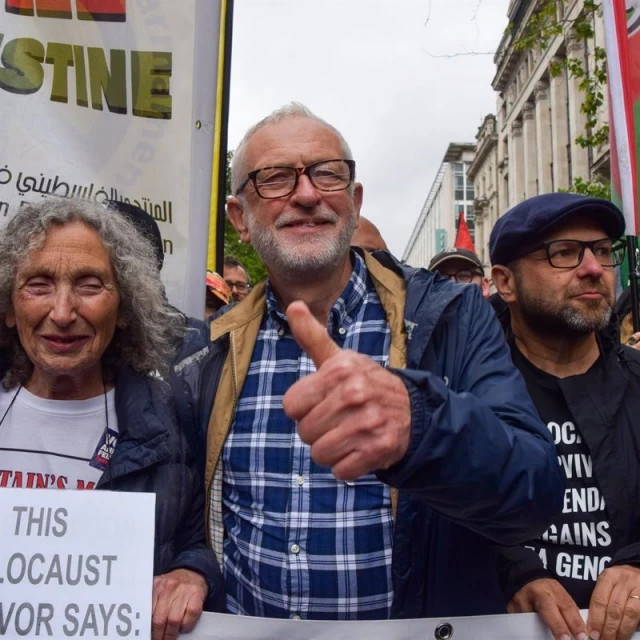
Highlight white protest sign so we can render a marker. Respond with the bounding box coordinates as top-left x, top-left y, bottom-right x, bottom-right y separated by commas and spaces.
189, 610, 640, 640
0, 489, 155, 639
